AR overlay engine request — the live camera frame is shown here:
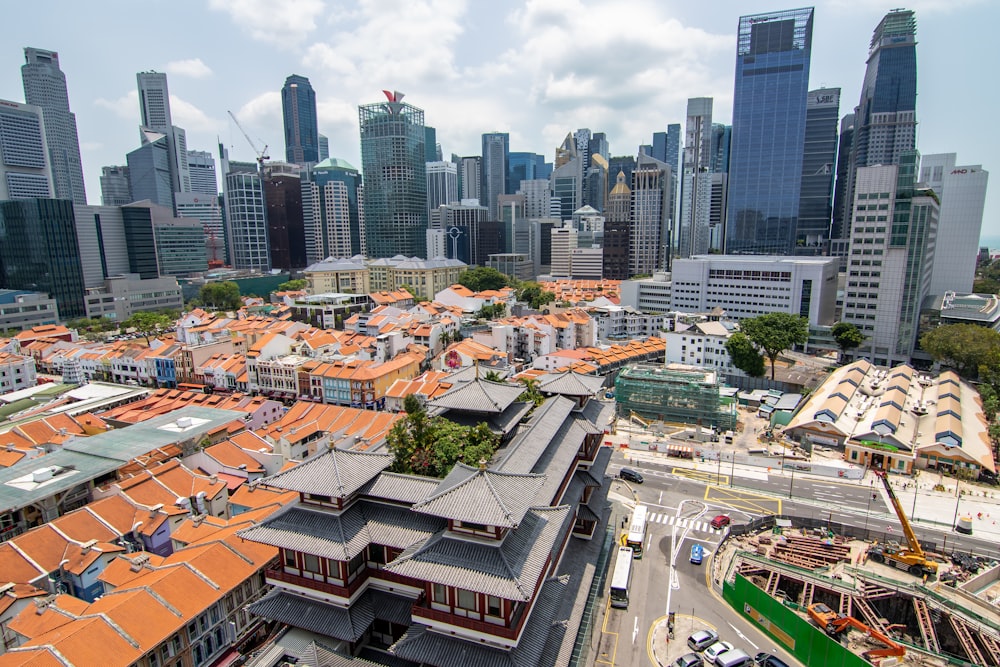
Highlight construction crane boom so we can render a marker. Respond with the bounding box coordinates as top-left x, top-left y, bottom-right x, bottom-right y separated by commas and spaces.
226, 110, 269, 166
874, 468, 924, 558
